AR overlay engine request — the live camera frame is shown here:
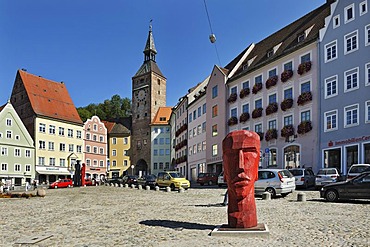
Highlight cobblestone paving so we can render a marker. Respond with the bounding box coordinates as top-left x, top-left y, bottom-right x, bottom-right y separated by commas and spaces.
0, 185, 369, 247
